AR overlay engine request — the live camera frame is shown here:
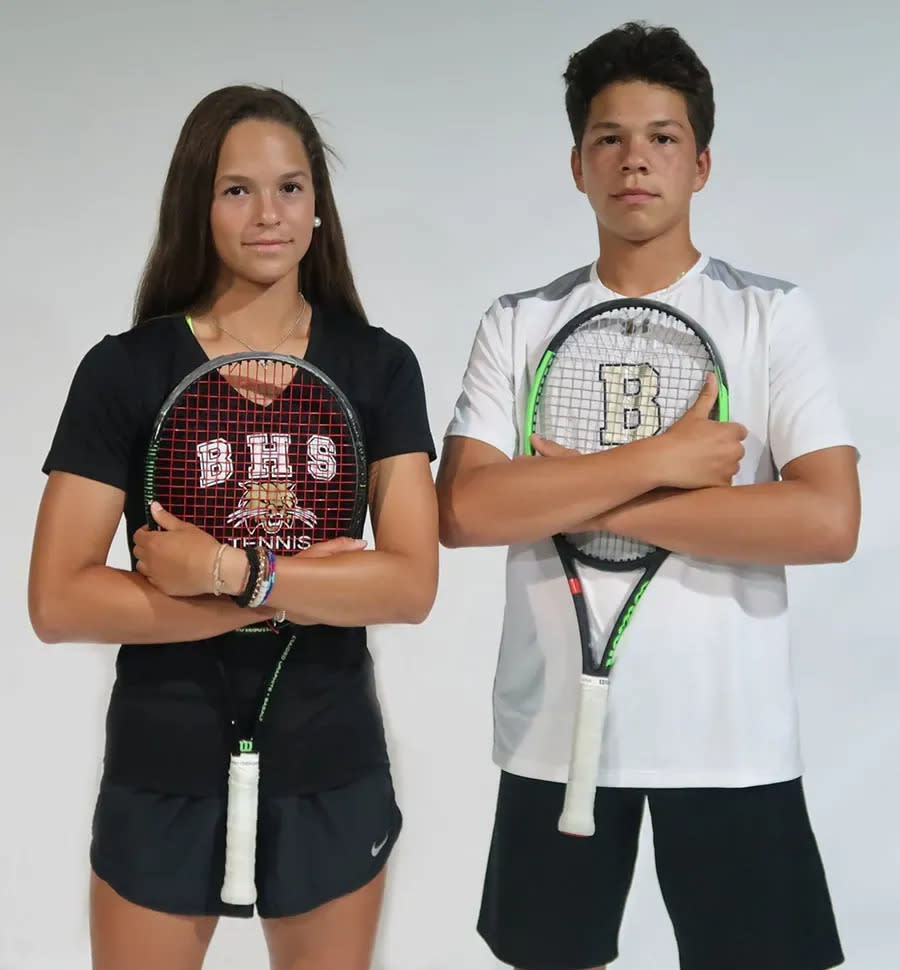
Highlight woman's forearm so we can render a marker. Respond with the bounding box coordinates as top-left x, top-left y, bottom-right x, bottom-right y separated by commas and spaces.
218, 547, 435, 627
30, 564, 272, 644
